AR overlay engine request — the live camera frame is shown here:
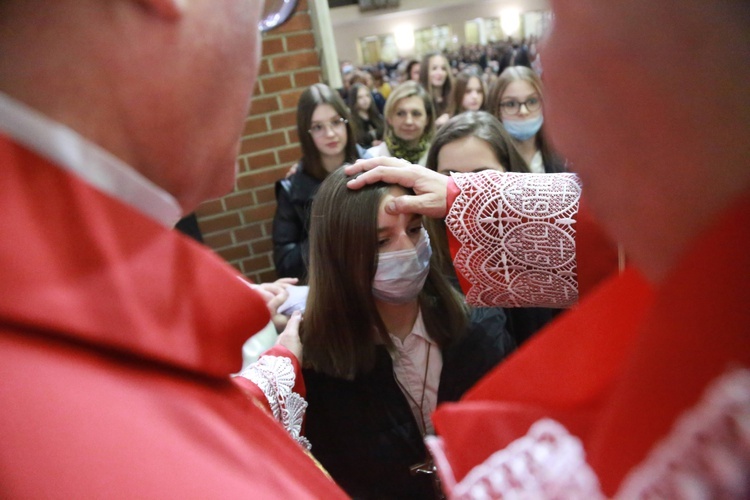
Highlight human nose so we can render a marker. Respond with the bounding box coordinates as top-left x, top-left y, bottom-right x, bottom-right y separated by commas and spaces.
404, 113, 414, 124
324, 123, 336, 136
392, 231, 417, 250
518, 102, 530, 116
